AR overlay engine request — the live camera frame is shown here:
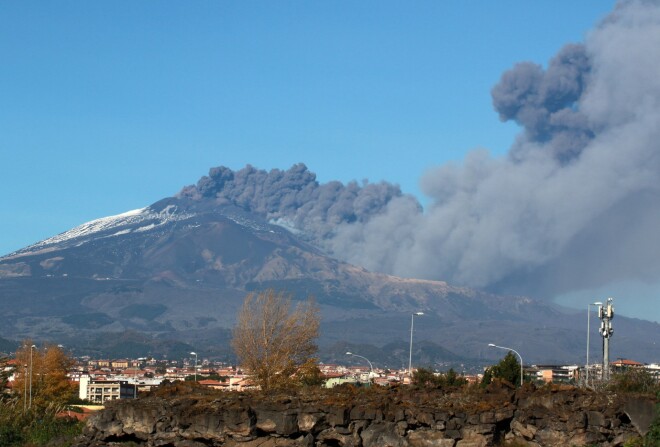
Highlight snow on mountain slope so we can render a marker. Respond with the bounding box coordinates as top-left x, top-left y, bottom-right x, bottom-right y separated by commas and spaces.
2, 204, 194, 259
